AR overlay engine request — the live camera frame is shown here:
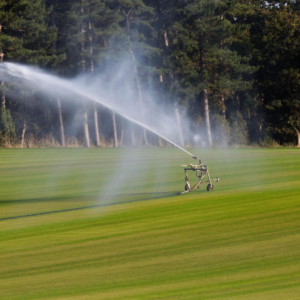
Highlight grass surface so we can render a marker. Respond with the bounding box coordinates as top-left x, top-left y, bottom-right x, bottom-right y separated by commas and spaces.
1, 147, 300, 299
